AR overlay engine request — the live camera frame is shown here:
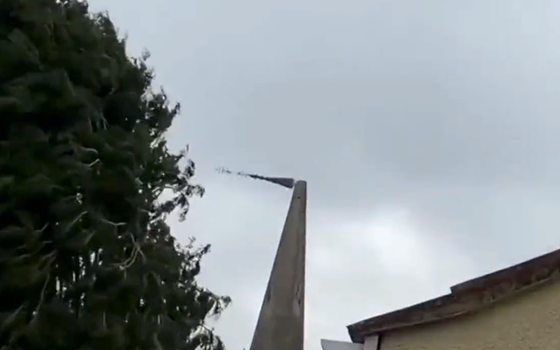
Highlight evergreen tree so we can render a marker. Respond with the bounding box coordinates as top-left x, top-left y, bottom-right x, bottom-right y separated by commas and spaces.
0, 1, 230, 349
